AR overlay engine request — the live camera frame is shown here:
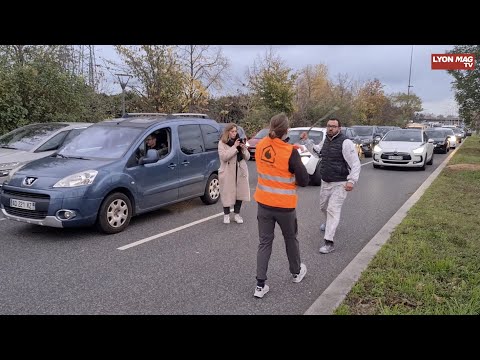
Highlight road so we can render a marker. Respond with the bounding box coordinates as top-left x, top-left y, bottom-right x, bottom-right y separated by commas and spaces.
0, 150, 452, 314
